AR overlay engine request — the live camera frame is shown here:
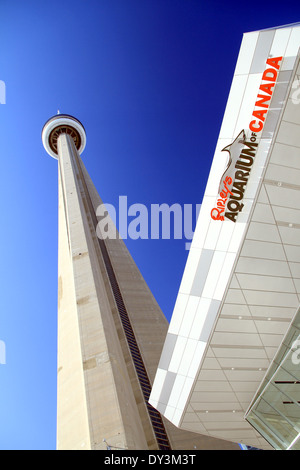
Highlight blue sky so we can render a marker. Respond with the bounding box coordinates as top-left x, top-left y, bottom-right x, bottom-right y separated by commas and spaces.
0, 0, 299, 450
